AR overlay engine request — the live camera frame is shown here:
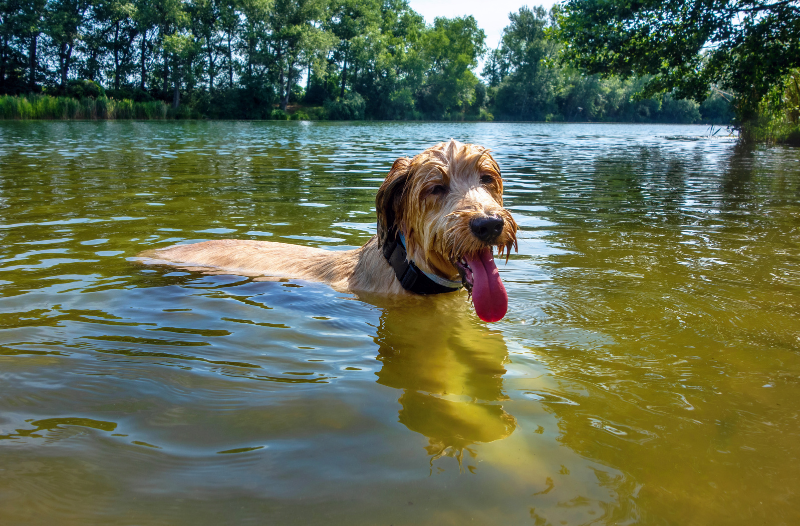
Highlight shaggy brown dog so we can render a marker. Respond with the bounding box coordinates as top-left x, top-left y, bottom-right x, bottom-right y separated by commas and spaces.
141, 139, 518, 322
